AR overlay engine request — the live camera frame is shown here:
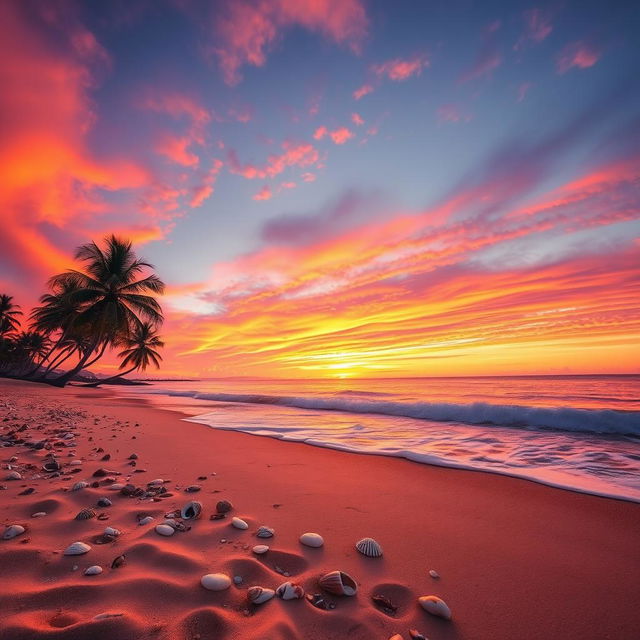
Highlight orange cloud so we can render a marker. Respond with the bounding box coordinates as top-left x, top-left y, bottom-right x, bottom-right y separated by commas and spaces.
557, 41, 601, 73
190, 159, 224, 207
